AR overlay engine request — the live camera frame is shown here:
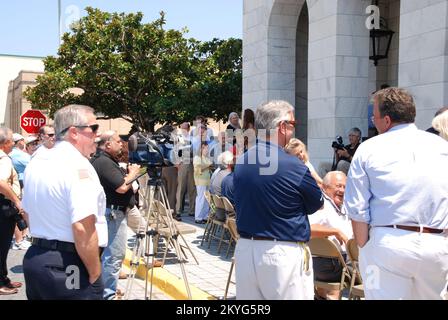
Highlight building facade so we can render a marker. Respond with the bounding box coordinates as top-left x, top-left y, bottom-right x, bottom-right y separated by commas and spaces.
243, 0, 448, 171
